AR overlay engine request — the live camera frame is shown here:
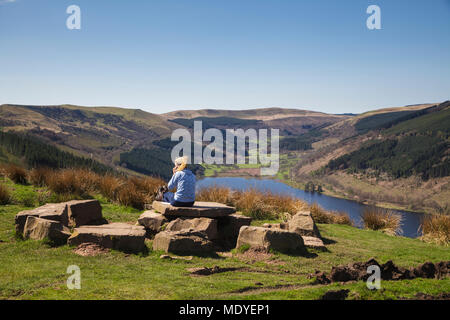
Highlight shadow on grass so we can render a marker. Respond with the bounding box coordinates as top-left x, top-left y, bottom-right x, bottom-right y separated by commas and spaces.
322, 237, 337, 245
272, 248, 319, 259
